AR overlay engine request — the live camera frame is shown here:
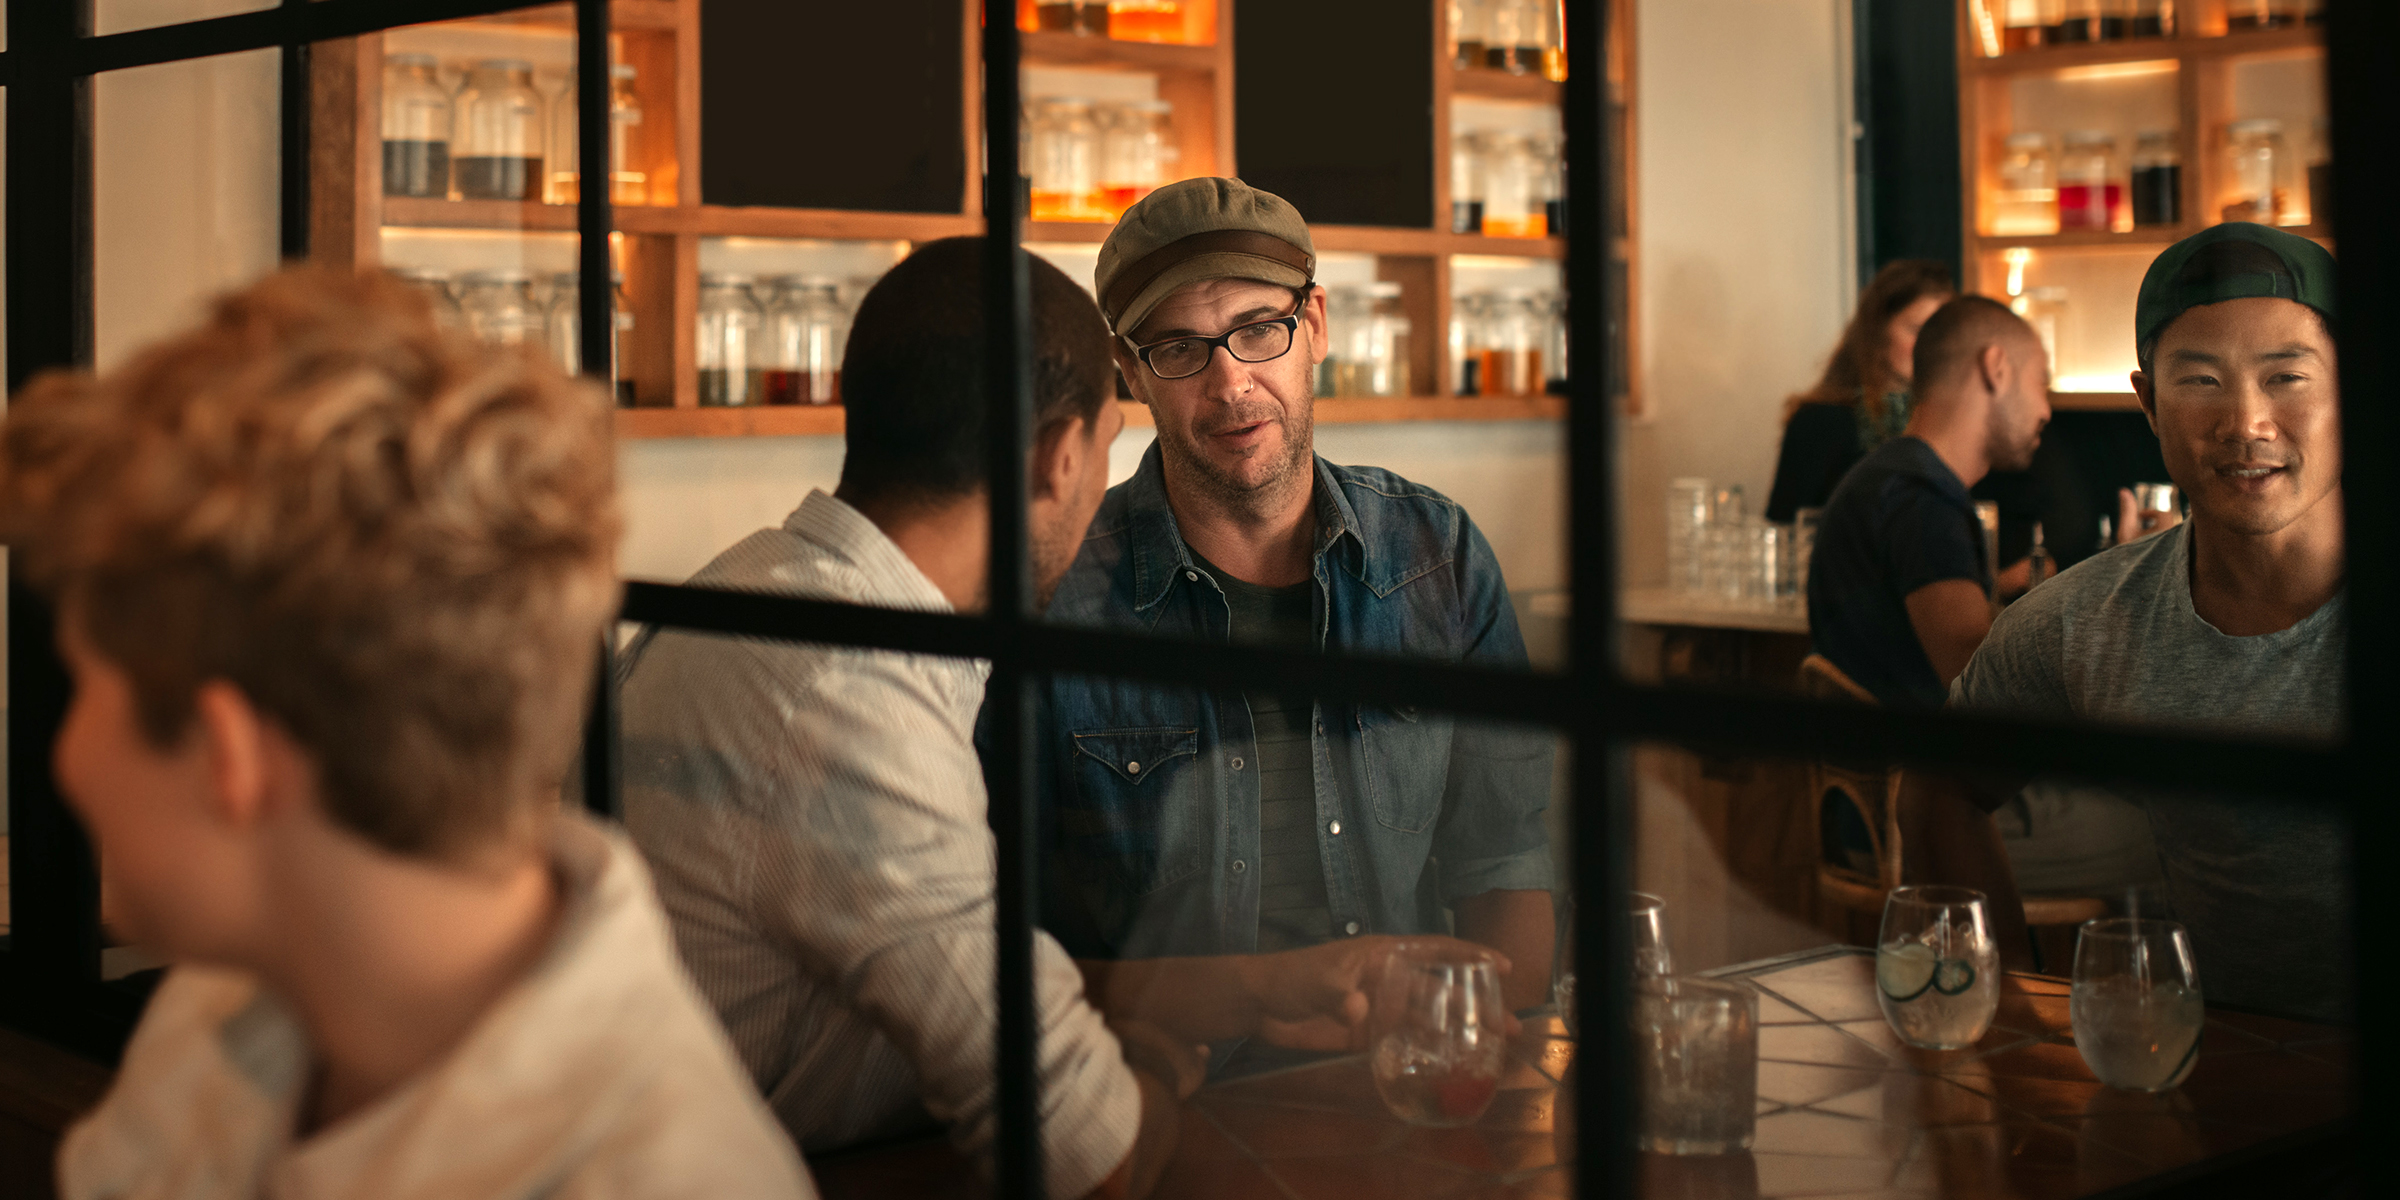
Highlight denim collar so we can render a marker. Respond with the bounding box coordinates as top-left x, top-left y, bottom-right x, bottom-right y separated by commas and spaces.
1120, 440, 1366, 613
